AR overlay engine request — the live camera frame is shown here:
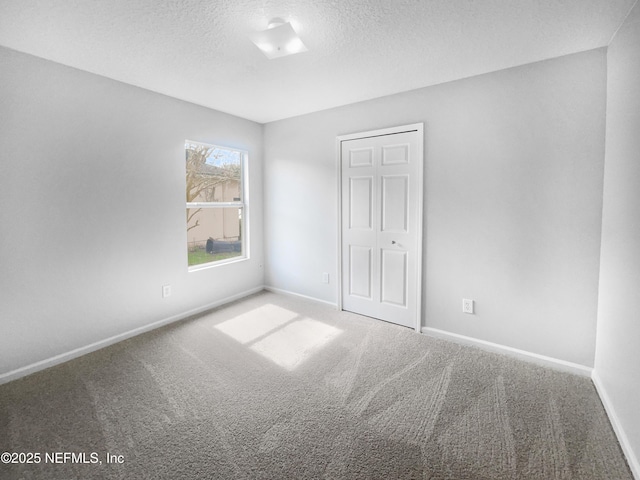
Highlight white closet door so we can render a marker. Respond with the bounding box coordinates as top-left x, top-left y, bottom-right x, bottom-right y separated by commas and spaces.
341, 127, 422, 329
